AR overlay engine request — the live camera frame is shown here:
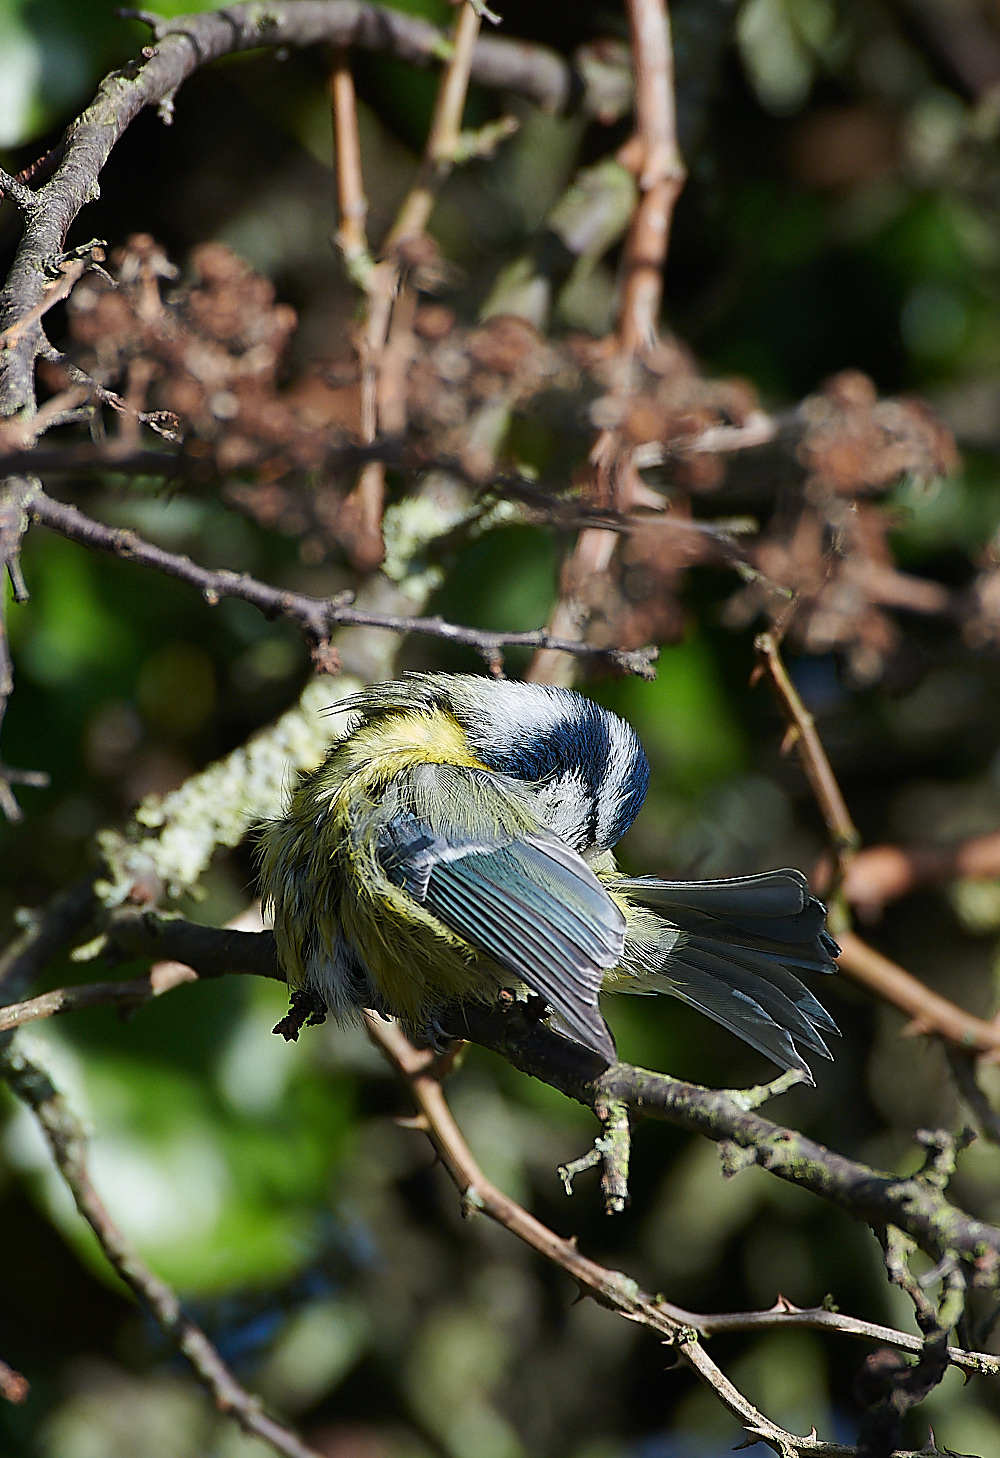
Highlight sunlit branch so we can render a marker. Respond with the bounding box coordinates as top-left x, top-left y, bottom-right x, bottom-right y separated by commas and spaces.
27, 486, 657, 675
0, 1039, 326, 1458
